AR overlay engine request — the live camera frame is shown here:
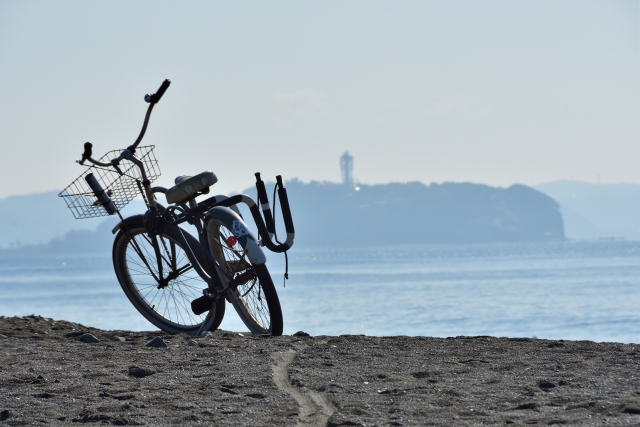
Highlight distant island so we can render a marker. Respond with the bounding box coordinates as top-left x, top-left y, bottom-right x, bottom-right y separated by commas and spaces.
279, 152, 563, 246
278, 180, 564, 247
0, 180, 564, 253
